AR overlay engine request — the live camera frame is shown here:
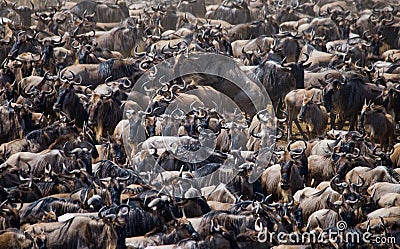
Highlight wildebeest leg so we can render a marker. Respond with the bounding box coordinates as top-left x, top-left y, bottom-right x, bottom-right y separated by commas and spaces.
380, 137, 386, 152
370, 133, 375, 148
287, 109, 294, 141
330, 112, 336, 130
388, 134, 394, 152
348, 115, 357, 131
94, 126, 103, 143
77, 239, 90, 249
276, 98, 284, 117
306, 127, 311, 140
294, 119, 308, 140
337, 114, 345, 130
